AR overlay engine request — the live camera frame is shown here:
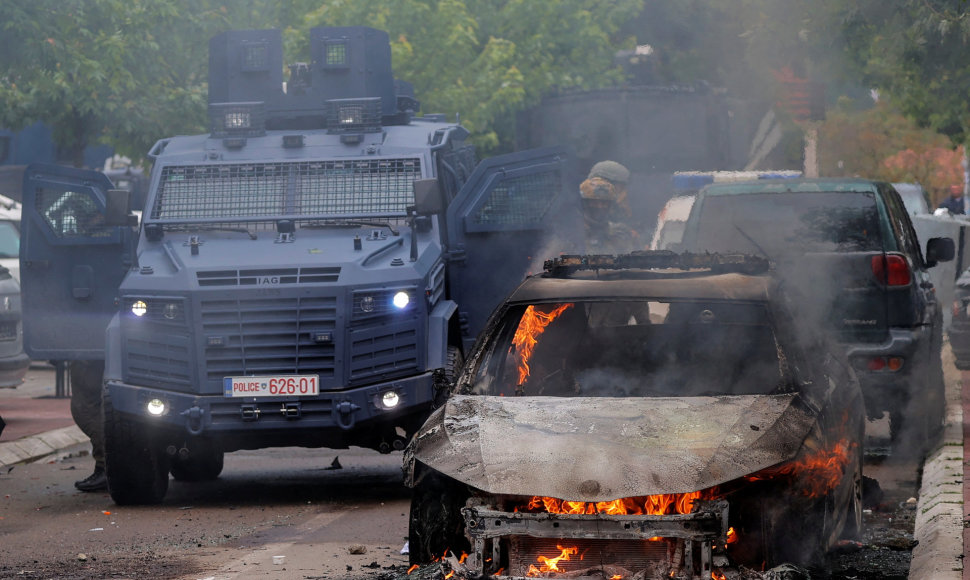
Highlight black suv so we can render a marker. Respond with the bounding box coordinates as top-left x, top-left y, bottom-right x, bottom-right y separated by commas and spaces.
679, 178, 954, 446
